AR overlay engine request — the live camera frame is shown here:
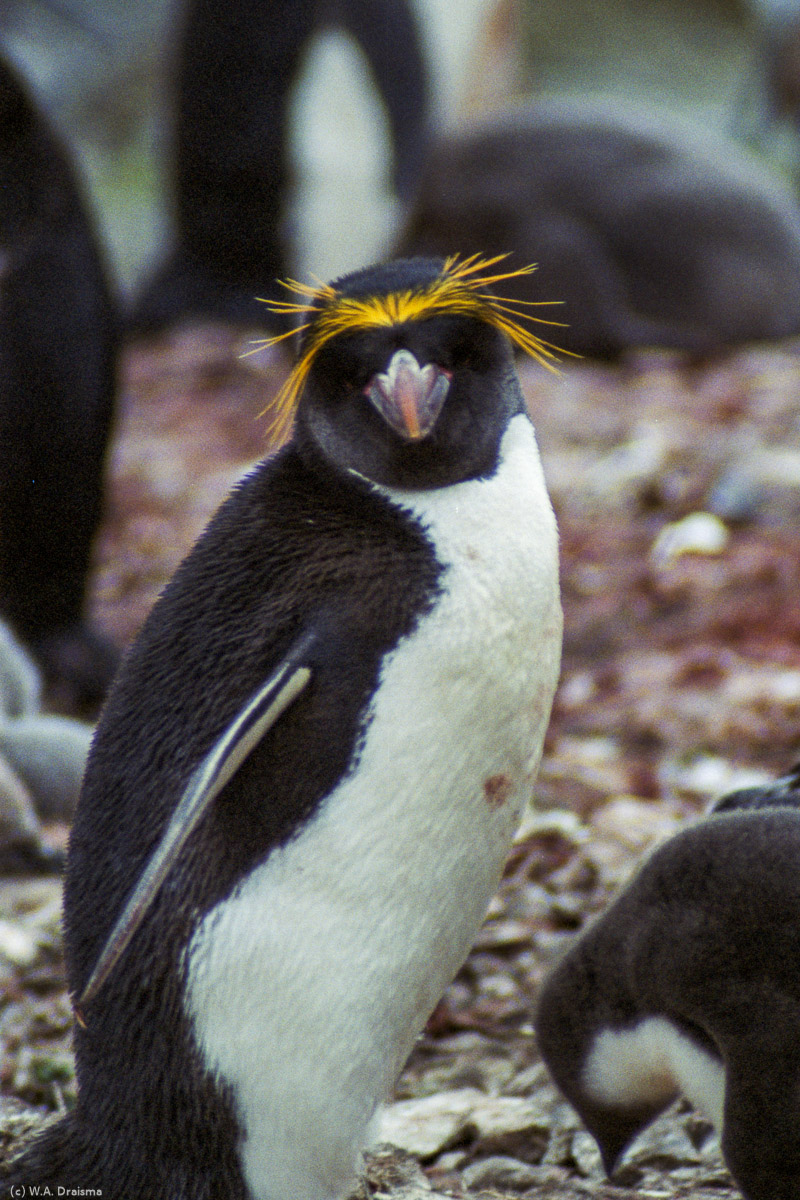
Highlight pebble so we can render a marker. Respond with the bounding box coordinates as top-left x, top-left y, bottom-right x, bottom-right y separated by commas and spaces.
377, 1089, 551, 1161
0, 619, 94, 865
590, 795, 684, 853
570, 1129, 605, 1178
462, 1154, 542, 1191
650, 512, 729, 567
0, 917, 39, 966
